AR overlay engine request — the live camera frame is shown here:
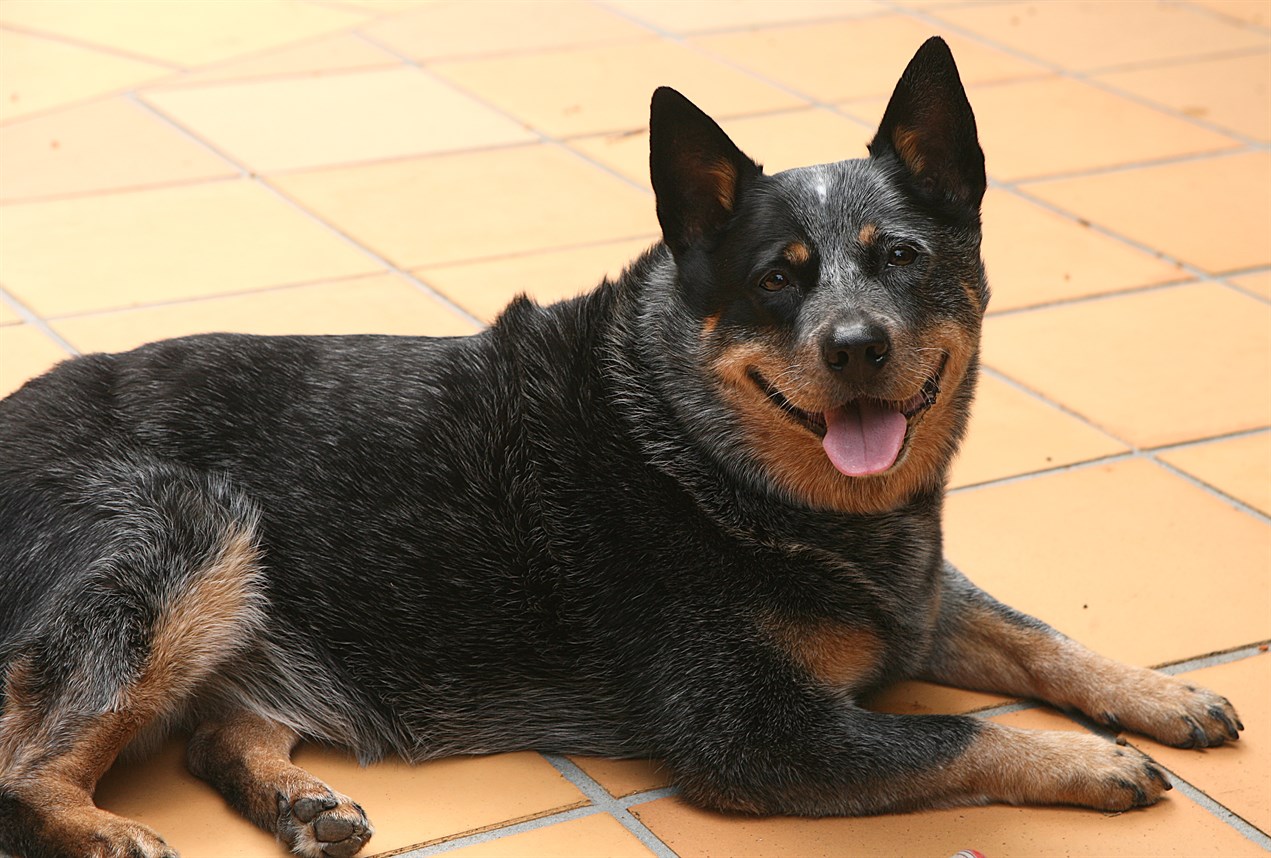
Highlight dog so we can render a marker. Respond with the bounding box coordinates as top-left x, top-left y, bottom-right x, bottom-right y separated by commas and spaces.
0, 37, 1243, 858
